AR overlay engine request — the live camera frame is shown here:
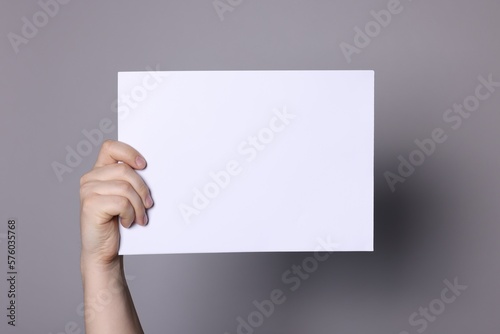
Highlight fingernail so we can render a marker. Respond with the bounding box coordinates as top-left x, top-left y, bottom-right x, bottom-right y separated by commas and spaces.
146, 194, 154, 208
144, 213, 149, 225
136, 155, 146, 168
